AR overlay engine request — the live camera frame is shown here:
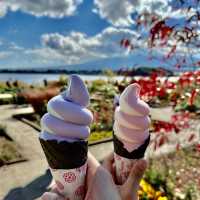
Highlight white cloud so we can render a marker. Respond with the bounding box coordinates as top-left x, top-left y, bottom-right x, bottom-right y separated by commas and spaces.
93, 0, 135, 27
131, 0, 169, 15
9, 42, 24, 51
41, 27, 140, 64
25, 48, 66, 62
93, 0, 190, 27
0, 0, 83, 18
93, 0, 169, 27
0, 2, 8, 17
6, 25, 197, 69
